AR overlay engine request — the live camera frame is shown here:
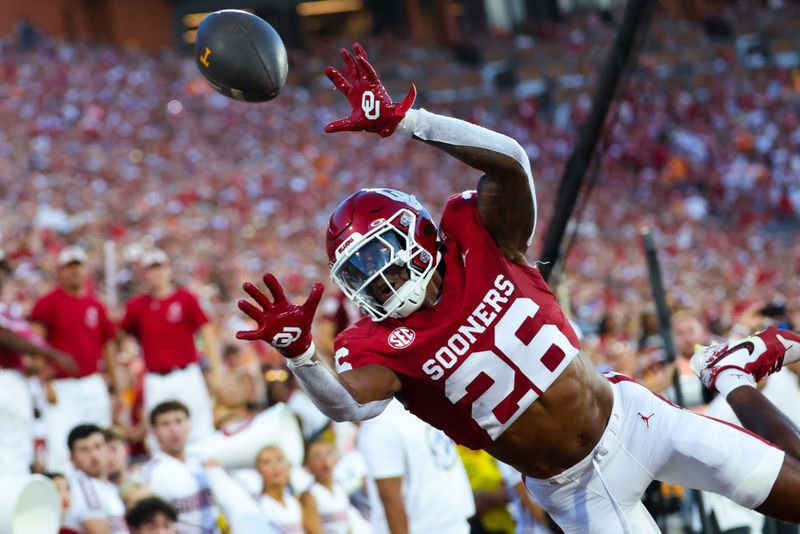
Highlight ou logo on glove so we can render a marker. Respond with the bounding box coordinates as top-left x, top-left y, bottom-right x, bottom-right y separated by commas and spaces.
272, 327, 302, 348
361, 90, 380, 120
